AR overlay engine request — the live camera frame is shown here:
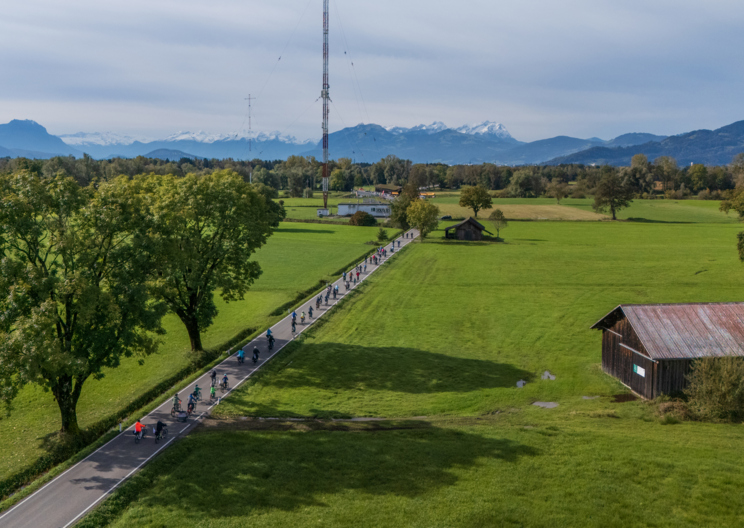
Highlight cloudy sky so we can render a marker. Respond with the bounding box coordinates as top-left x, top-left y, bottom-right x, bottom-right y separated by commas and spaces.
2, 0, 744, 142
